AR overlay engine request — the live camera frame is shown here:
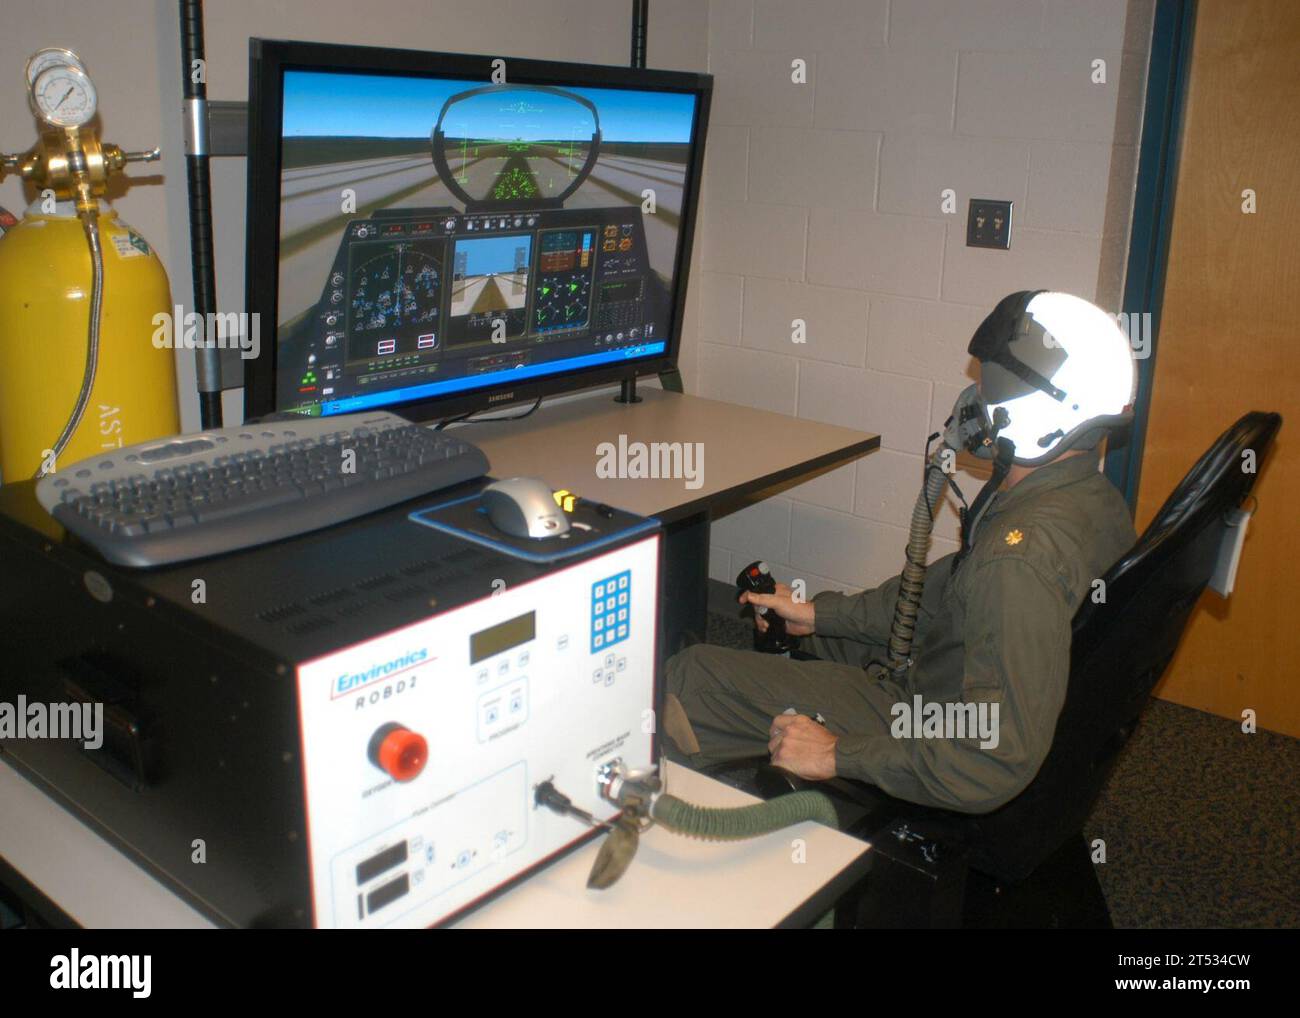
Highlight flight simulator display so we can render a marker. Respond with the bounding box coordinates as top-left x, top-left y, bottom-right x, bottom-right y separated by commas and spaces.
272, 68, 704, 417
